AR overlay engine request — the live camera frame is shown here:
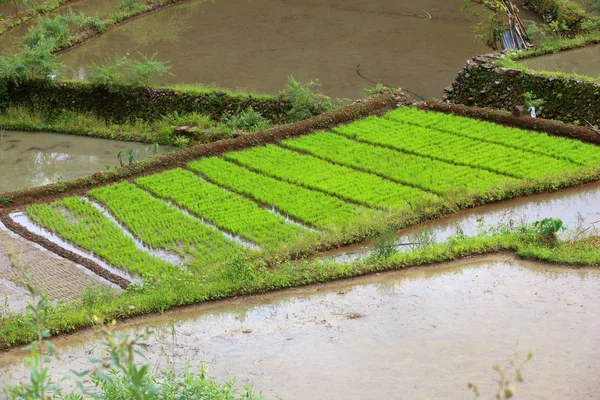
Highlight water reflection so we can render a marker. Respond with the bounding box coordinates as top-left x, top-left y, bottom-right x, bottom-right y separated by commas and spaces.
1, 256, 599, 400
0, 131, 173, 193
320, 181, 600, 261
60, 0, 499, 99
521, 44, 600, 78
